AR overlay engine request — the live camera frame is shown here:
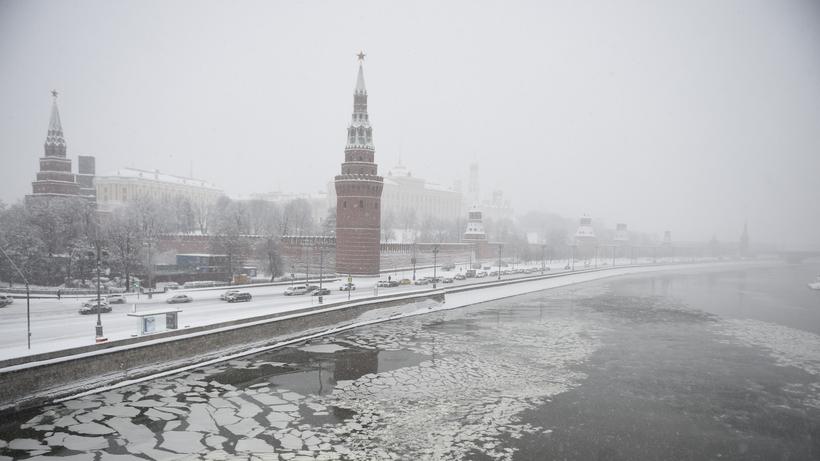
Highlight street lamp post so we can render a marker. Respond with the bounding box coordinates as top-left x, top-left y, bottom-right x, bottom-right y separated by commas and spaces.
412, 243, 417, 281
432, 245, 439, 289
541, 244, 546, 275
91, 244, 107, 343
0, 246, 31, 349
497, 244, 503, 280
